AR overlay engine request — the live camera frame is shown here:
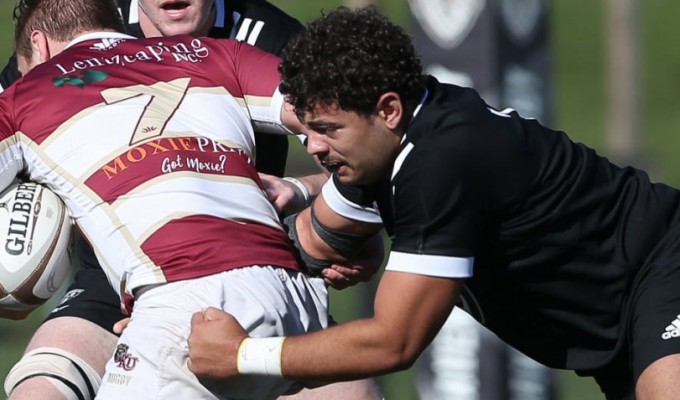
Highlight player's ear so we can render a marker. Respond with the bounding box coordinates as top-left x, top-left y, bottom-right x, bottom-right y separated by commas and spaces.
376, 92, 403, 131
29, 30, 51, 64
